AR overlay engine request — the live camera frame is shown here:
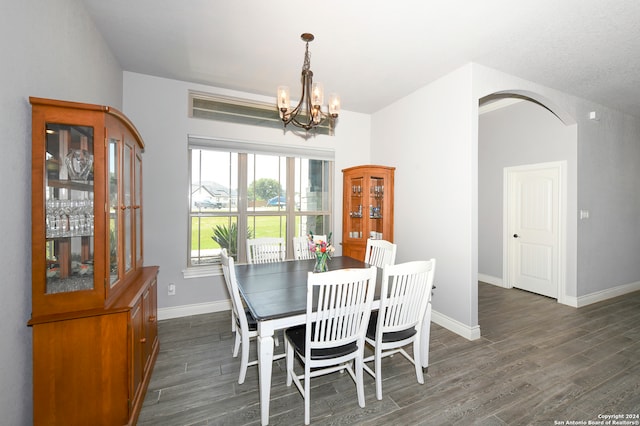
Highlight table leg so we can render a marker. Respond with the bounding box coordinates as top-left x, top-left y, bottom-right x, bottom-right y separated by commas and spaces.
421, 303, 432, 369
257, 331, 275, 426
